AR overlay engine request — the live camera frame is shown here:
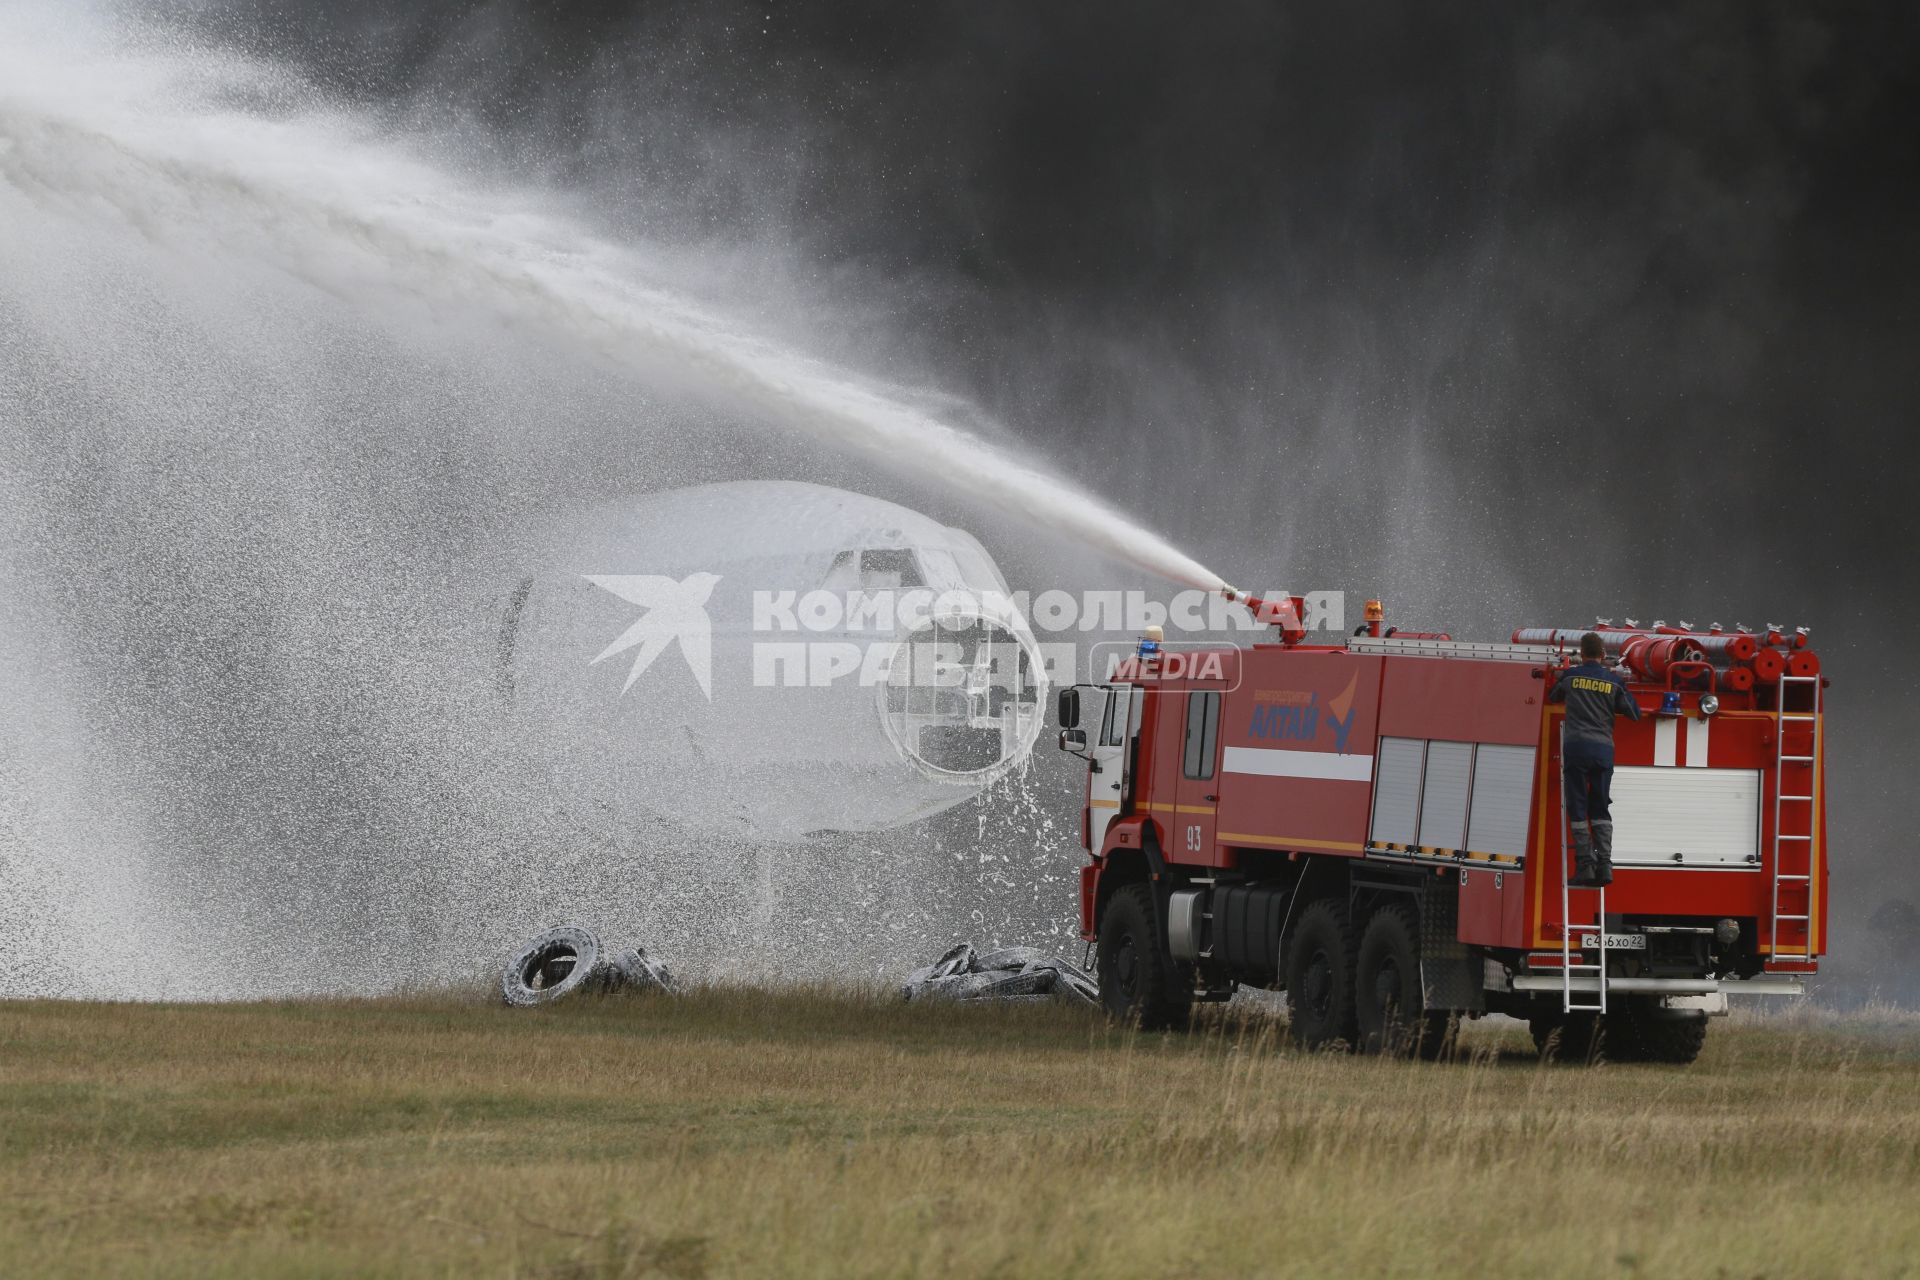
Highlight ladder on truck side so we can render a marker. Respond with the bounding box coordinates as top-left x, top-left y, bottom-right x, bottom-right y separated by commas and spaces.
1769, 674, 1822, 965
1556, 728, 1608, 1014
